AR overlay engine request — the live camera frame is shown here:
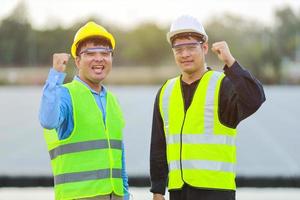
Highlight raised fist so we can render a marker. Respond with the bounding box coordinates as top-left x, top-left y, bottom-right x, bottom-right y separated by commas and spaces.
53, 53, 70, 72
211, 41, 235, 67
